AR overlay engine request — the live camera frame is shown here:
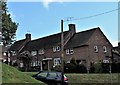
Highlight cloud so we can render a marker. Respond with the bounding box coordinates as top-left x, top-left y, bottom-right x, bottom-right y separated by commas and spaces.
42, 0, 64, 9
41, 0, 119, 9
